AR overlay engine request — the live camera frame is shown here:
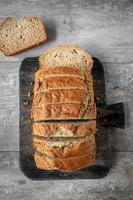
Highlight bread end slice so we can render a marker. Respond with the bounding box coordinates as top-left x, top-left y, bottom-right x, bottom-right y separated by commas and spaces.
39, 44, 93, 71
34, 151, 95, 171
